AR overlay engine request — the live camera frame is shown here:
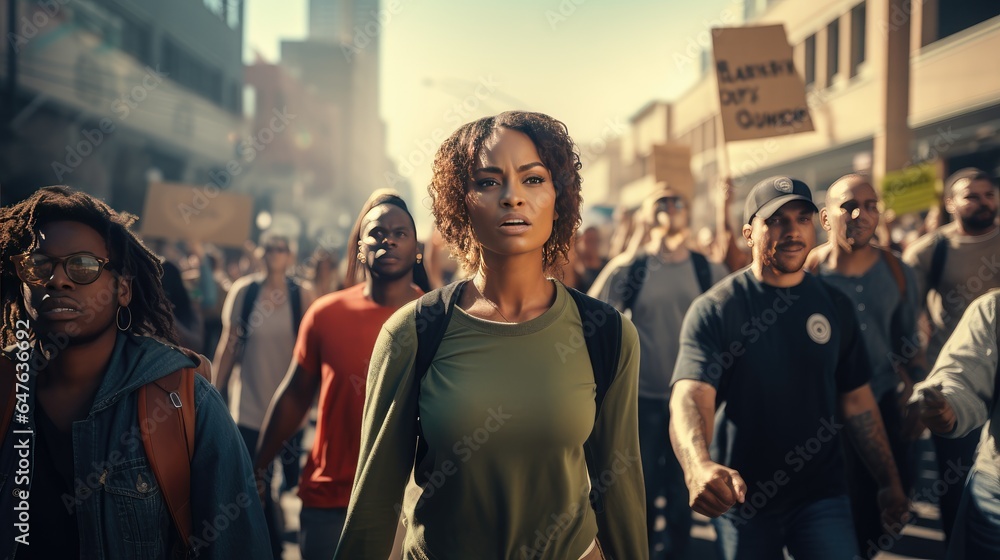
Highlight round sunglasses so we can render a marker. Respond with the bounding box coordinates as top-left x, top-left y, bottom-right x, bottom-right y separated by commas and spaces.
12, 252, 112, 286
